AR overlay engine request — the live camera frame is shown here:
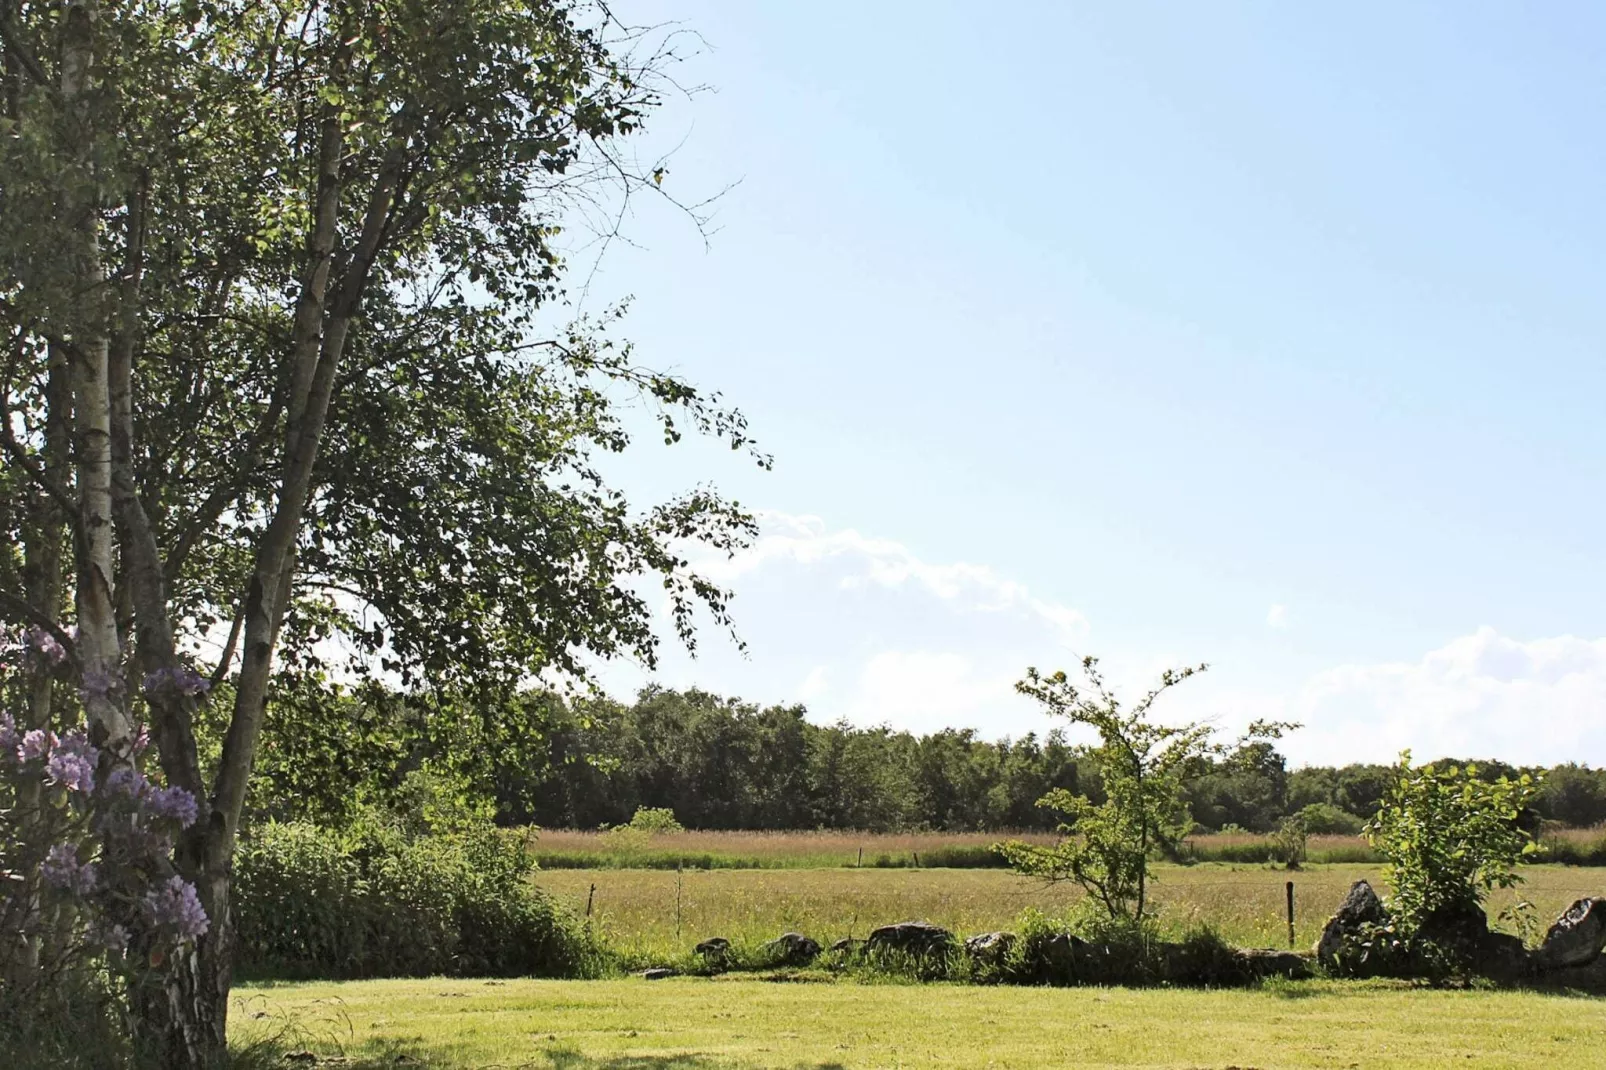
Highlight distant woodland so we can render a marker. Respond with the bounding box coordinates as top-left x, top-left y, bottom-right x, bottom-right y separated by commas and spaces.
243, 682, 1606, 833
